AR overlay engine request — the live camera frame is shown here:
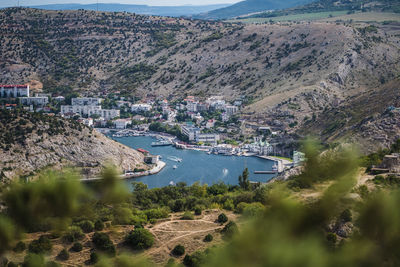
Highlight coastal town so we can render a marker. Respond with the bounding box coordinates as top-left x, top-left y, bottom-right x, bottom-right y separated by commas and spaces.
1, 83, 305, 177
